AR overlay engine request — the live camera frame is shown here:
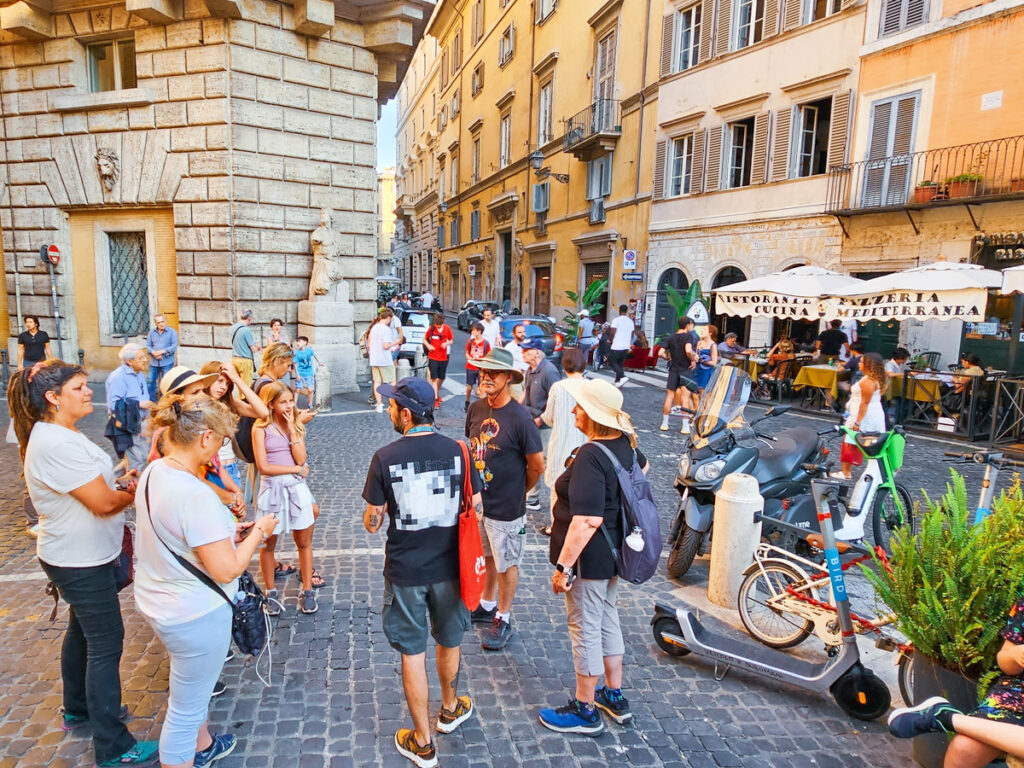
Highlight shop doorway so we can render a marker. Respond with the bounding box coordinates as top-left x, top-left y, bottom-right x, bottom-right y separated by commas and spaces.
500, 232, 513, 303
534, 266, 551, 316
583, 261, 610, 322
711, 266, 750, 344
653, 267, 688, 341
